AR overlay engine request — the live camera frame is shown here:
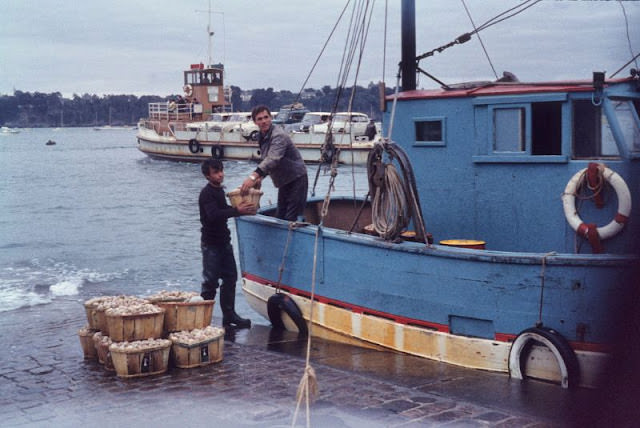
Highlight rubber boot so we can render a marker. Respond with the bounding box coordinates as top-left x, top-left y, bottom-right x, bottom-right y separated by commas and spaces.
220, 284, 251, 329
